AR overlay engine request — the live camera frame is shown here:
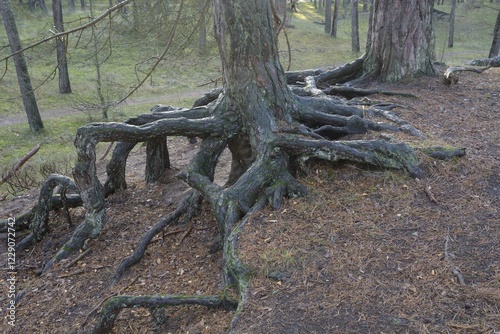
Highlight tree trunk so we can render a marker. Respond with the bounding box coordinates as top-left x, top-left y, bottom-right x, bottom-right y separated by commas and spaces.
489, 9, 500, 58
448, 0, 456, 48
67, 0, 75, 11
53, 0, 72, 94
363, 0, 438, 82
325, 0, 332, 34
0, 0, 44, 133
351, 0, 360, 52
331, 0, 339, 37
